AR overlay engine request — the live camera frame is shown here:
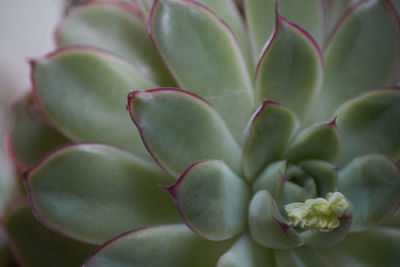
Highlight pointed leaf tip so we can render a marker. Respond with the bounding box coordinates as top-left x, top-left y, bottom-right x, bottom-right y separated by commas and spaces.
127, 88, 241, 177
313, 0, 400, 122
149, 0, 254, 142
248, 190, 304, 249
286, 120, 340, 163
255, 11, 324, 122
32, 47, 155, 159
243, 102, 298, 181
